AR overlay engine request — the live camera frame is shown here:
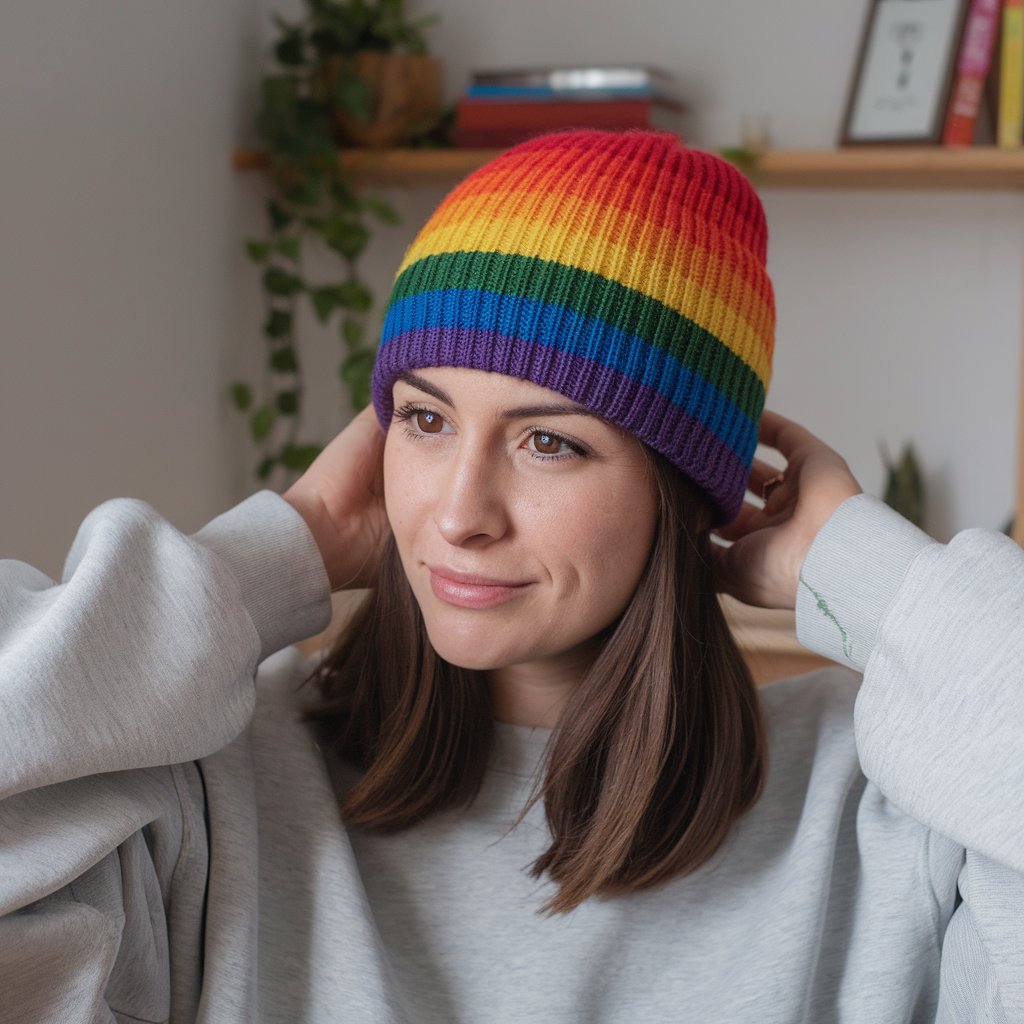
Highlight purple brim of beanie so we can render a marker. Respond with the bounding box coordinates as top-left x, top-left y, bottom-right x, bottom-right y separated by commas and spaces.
372, 329, 750, 525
